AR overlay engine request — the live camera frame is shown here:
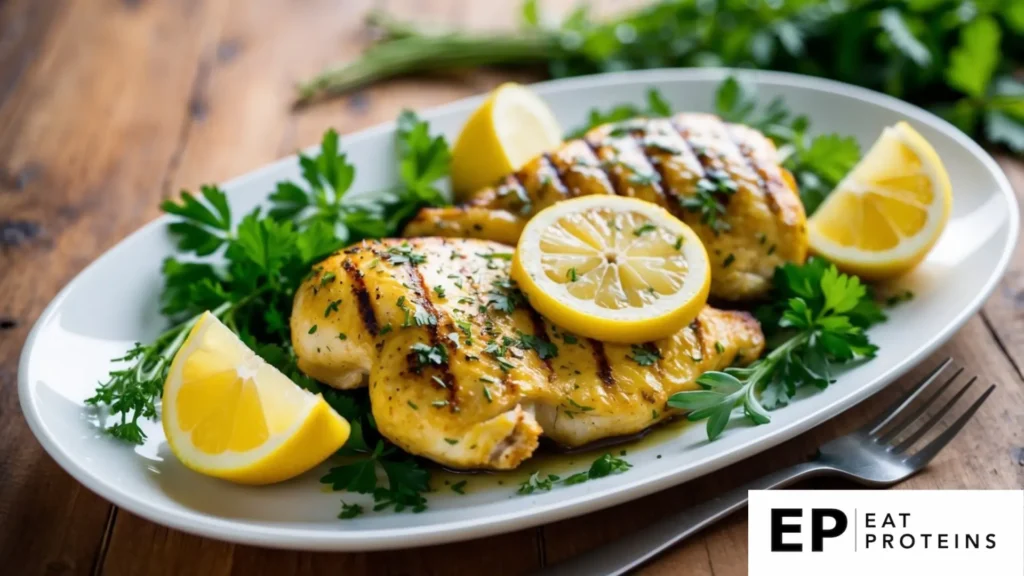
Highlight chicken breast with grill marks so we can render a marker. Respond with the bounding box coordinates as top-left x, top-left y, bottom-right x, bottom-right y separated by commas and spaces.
292, 238, 765, 470
403, 113, 807, 301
